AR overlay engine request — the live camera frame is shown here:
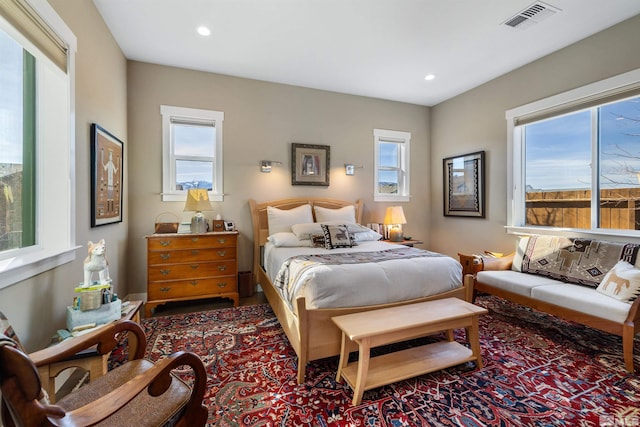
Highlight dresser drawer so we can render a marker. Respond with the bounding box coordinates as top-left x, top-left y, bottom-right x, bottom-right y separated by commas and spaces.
148, 247, 236, 265
148, 277, 238, 300
148, 234, 237, 251
148, 260, 237, 282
